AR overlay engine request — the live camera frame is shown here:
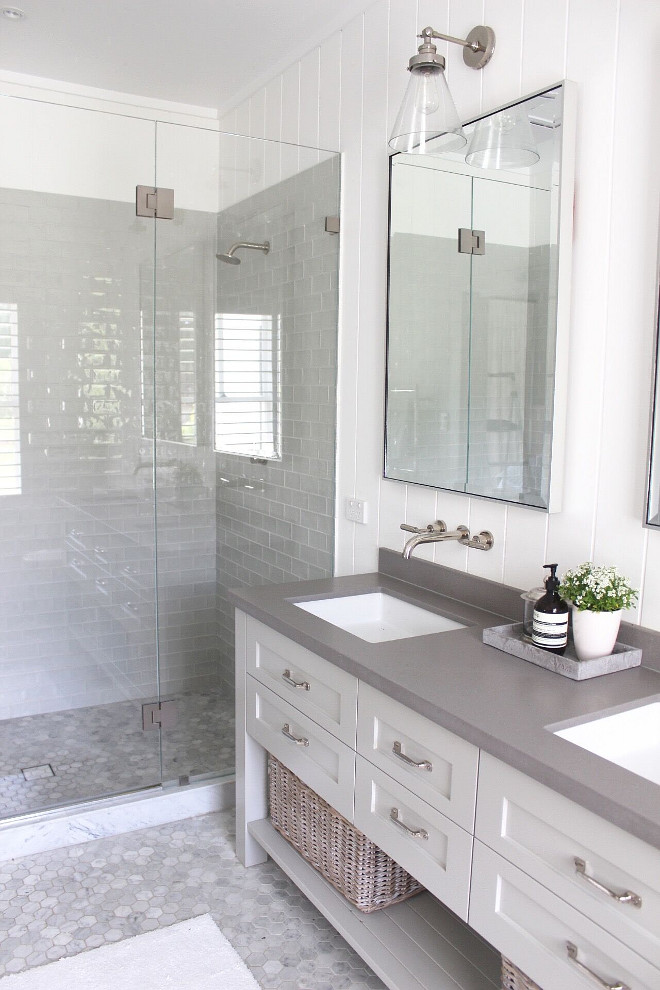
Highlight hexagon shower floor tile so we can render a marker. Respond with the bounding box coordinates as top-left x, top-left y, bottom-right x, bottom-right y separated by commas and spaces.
0, 809, 385, 990
0, 692, 235, 818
